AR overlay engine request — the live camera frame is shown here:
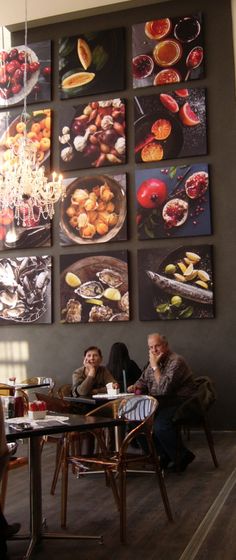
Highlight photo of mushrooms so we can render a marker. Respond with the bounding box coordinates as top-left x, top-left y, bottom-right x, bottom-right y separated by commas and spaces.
59, 98, 126, 171
138, 245, 214, 321
0, 256, 52, 324
60, 173, 127, 245
134, 88, 207, 163
132, 13, 204, 89
59, 28, 125, 99
136, 163, 211, 240
60, 250, 129, 323
0, 40, 51, 107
